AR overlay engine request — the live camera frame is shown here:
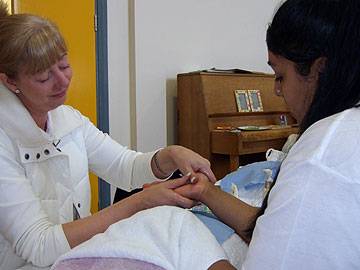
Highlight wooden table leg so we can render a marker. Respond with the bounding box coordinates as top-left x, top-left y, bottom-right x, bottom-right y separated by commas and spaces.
229, 155, 239, 172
